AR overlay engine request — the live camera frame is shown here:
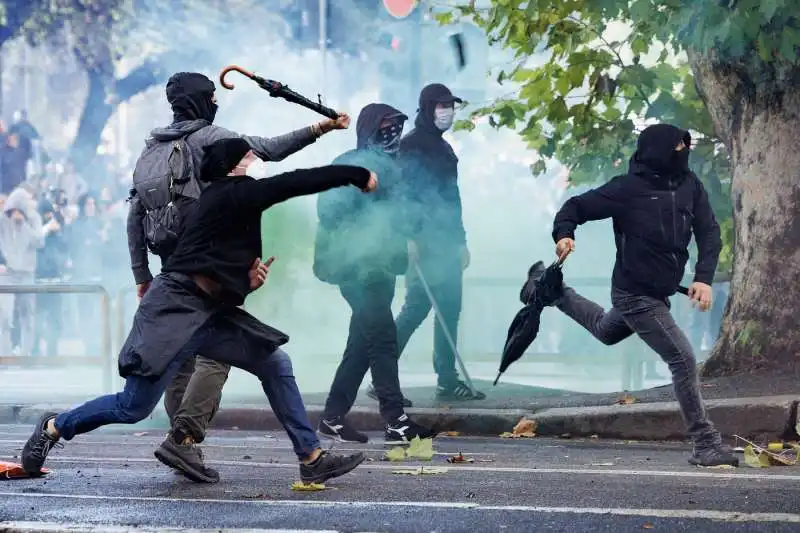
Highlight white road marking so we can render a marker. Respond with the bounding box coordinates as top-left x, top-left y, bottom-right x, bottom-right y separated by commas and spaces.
0, 525, 338, 533
26, 455, 800, 481
0, 439, 497, 456
0, 494, 798, 524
